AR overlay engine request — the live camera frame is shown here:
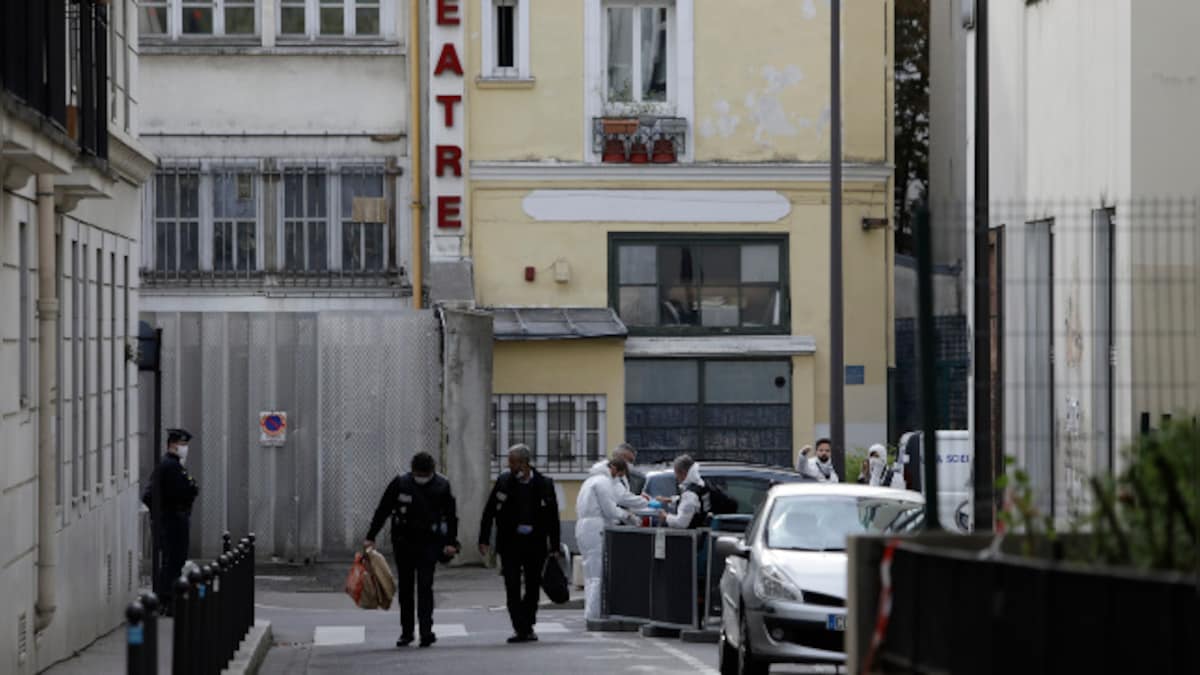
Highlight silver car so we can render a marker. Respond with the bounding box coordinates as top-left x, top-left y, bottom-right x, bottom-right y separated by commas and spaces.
715, 484, 924, 674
